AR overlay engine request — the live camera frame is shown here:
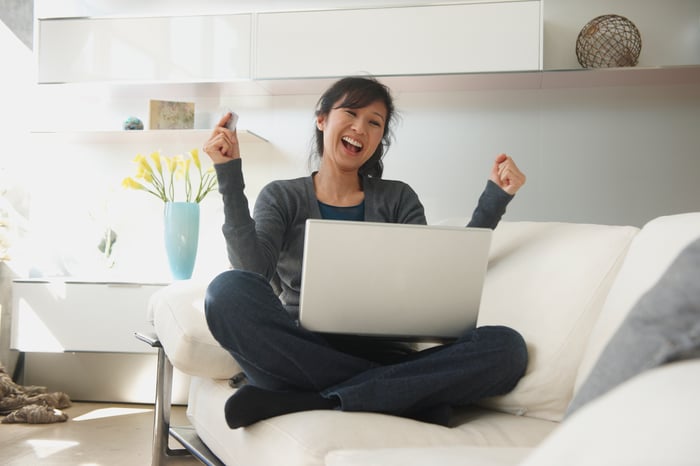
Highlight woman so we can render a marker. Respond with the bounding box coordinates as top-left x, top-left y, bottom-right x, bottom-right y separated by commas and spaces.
203, 76, 528, 428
